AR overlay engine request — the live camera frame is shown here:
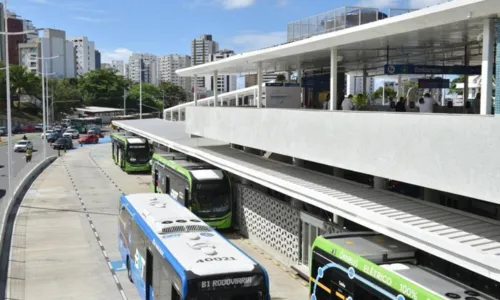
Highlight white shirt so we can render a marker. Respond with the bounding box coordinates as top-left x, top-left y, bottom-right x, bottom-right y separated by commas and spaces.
341, 98, 353, 110
417, 96, 435, 113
